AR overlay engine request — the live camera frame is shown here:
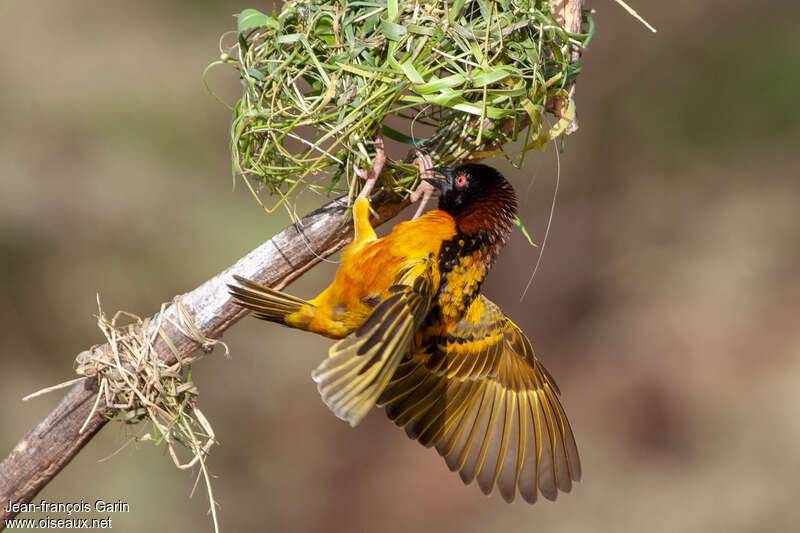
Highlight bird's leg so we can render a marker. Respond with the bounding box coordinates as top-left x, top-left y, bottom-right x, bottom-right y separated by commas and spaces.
409, 151, 437, 220
354, 134, 386, 199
